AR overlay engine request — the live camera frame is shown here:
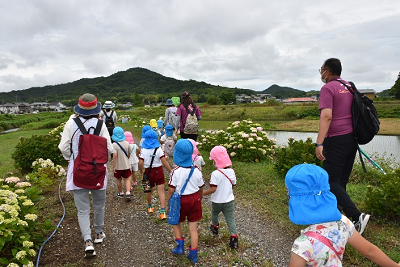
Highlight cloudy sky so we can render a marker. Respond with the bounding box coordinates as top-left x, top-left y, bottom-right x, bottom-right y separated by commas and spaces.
1, 0, 399, 94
